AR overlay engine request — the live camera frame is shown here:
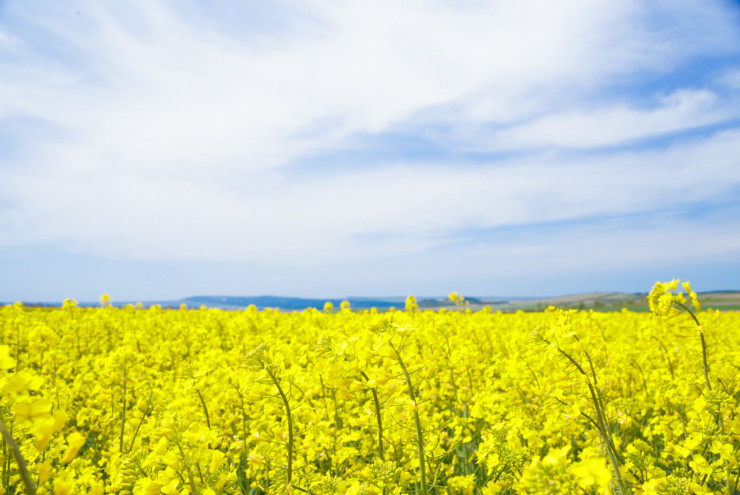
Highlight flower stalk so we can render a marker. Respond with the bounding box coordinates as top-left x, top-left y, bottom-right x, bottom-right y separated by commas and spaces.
391, 342, 427, 494
0, 418, 36, 495
266, 368, 294, 494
